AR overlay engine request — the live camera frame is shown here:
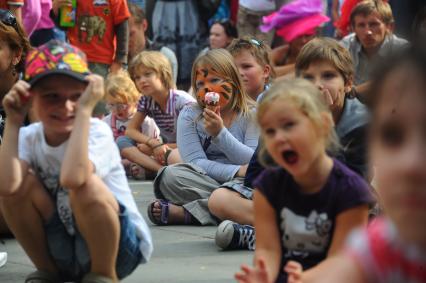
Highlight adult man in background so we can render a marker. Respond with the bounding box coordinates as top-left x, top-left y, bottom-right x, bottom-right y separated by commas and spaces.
128, 3, 178, 84
341, 0, 407, 100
